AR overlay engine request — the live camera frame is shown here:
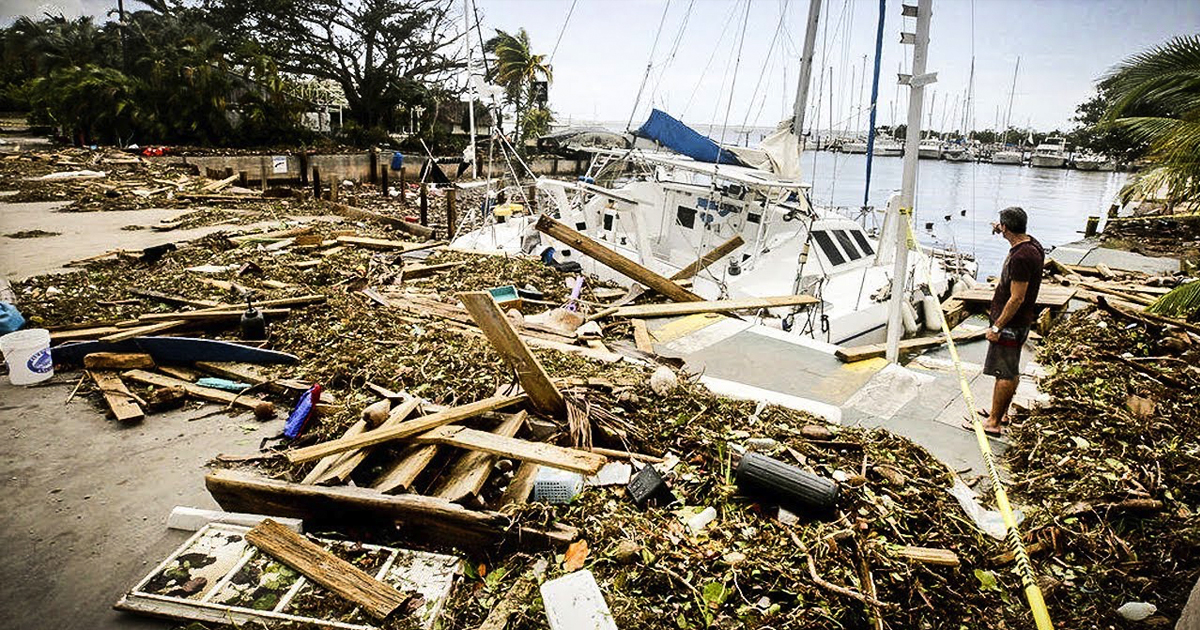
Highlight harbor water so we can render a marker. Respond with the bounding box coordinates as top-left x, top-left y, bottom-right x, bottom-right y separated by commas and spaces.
798, 151, 1129, 279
